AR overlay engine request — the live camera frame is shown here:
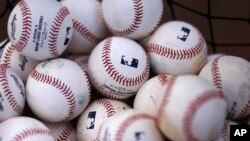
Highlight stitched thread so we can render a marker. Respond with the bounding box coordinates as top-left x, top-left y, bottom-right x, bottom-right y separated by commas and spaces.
14, 1, 32, 52
30, 70, 76, 123
48, 7, 70, 58
73, 19, 101, 44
